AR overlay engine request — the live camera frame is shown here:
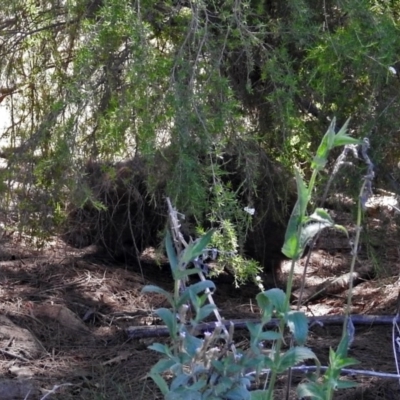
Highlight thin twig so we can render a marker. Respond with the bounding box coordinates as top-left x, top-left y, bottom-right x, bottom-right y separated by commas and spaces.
0, 348, 30, 362
40, 383, 73, 400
